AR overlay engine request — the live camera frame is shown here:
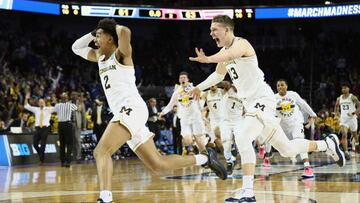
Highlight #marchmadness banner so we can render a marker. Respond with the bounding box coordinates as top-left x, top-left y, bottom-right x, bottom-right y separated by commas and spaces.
0, 134, 60, 166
